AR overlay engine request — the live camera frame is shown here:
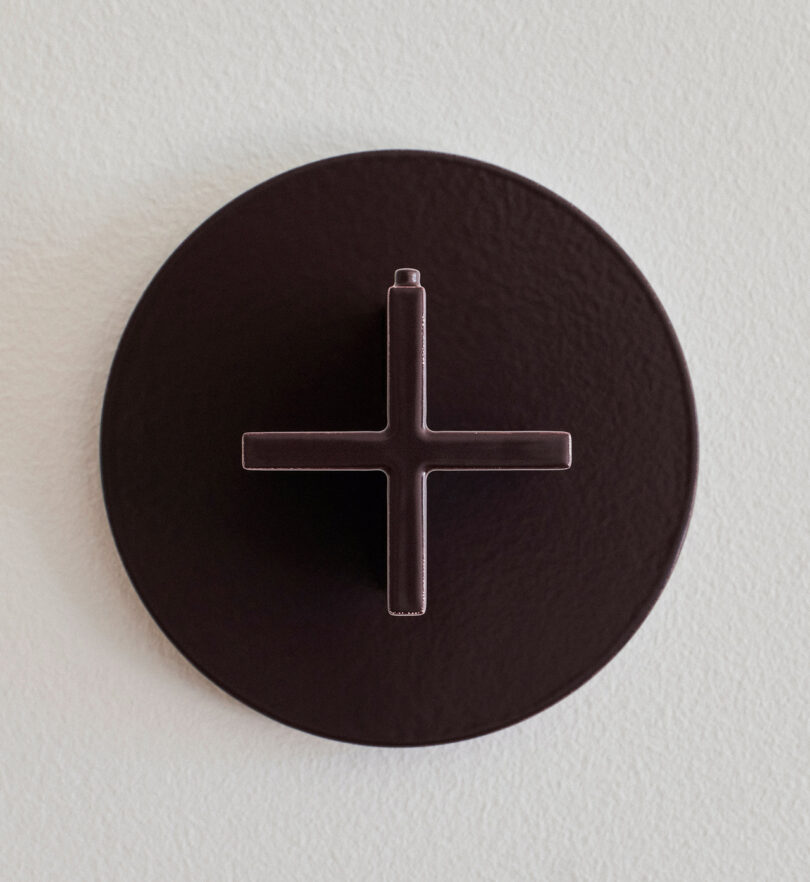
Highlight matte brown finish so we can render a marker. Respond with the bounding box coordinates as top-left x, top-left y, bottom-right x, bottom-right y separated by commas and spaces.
100, 150, 697, 746
243, 269, 571, 615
